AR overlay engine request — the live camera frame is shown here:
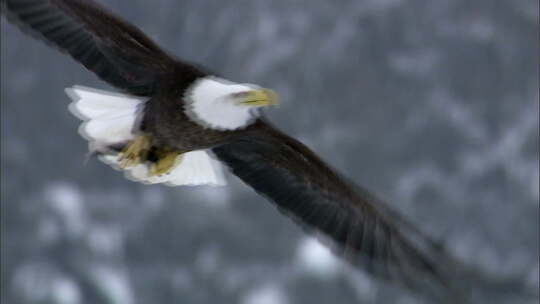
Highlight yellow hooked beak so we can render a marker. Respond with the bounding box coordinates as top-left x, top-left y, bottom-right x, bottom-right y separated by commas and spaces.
238, 89, 279, 107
